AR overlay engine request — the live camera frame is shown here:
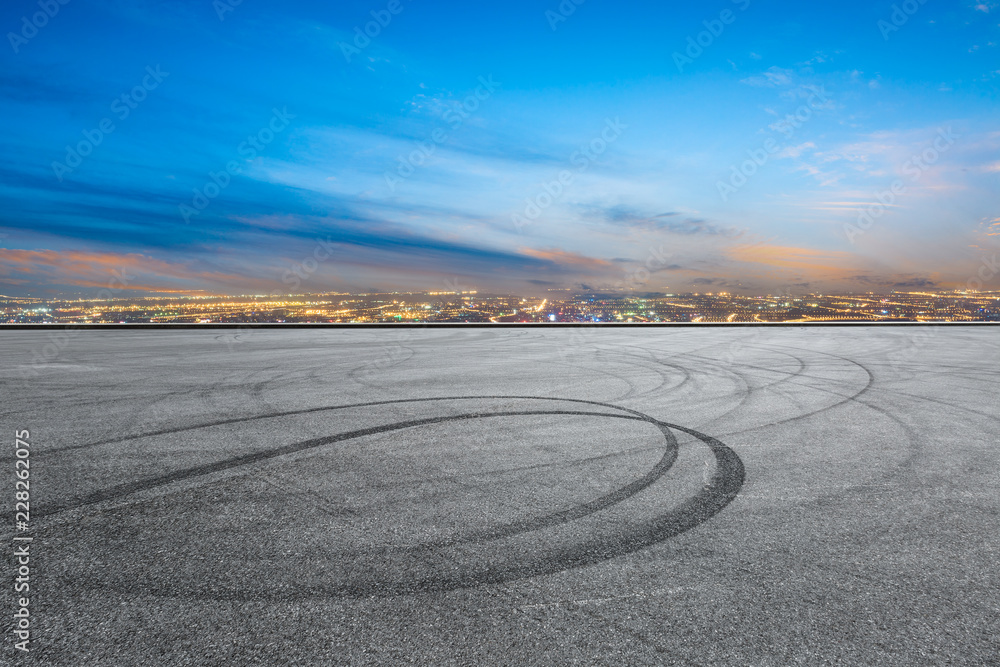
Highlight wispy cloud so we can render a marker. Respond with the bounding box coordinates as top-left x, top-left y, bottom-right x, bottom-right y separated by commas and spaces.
740, 67, 795, 87
519, 247, 614, 270
582, 205, 743, 237
0, 248, 248, 293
